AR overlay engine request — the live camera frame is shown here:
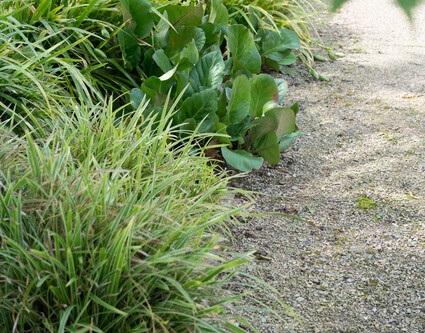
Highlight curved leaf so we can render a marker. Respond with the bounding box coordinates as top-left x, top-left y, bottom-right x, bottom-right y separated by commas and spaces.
226, 24, 261, 75
221, 147, 263, 172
